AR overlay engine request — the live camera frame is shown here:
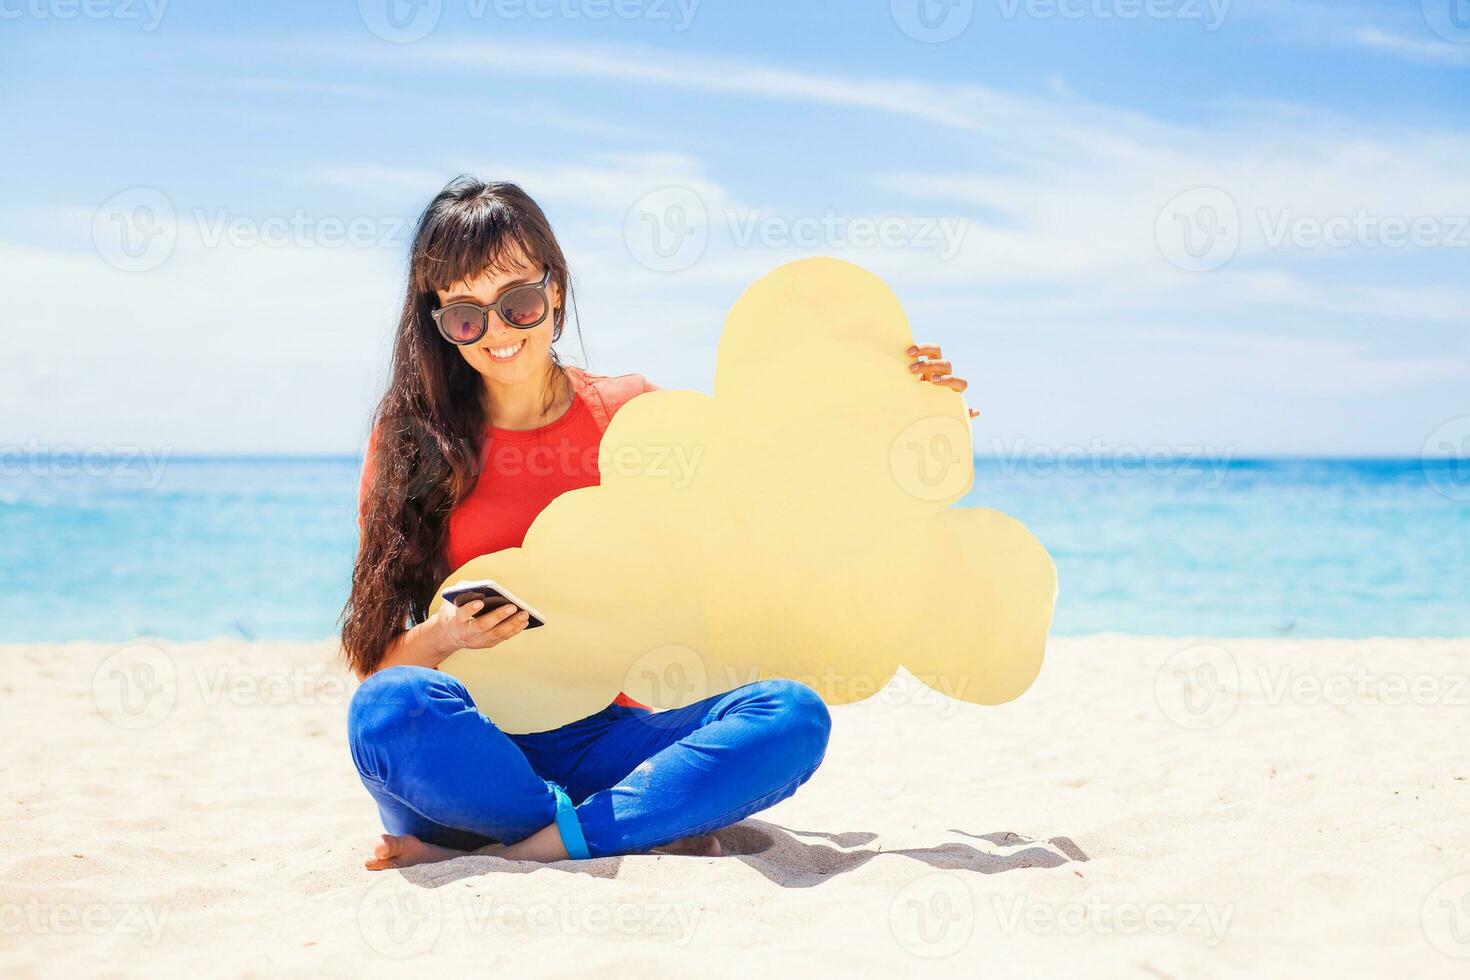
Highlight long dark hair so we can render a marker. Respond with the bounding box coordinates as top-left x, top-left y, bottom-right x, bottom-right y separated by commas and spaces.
341, 177, 574, 676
